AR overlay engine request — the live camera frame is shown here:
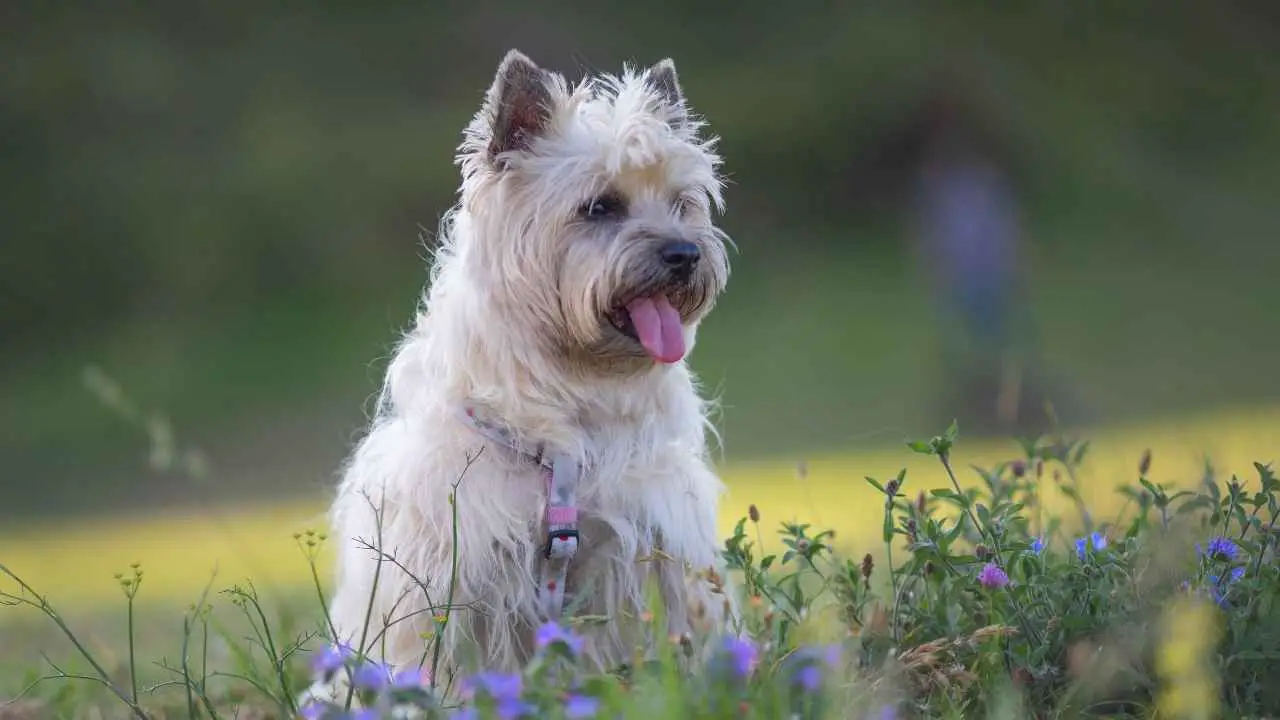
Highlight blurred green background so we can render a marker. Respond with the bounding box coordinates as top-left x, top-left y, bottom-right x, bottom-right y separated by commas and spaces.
4, 2, 1279, 525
